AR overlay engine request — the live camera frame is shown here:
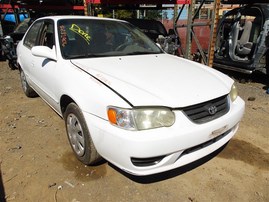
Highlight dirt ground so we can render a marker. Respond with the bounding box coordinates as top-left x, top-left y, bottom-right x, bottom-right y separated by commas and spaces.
0, 60, 268, 202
